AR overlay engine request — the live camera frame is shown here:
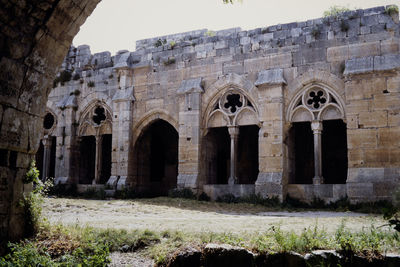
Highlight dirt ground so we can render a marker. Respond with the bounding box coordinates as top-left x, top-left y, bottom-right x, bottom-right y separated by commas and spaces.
42, 197, 386, 234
